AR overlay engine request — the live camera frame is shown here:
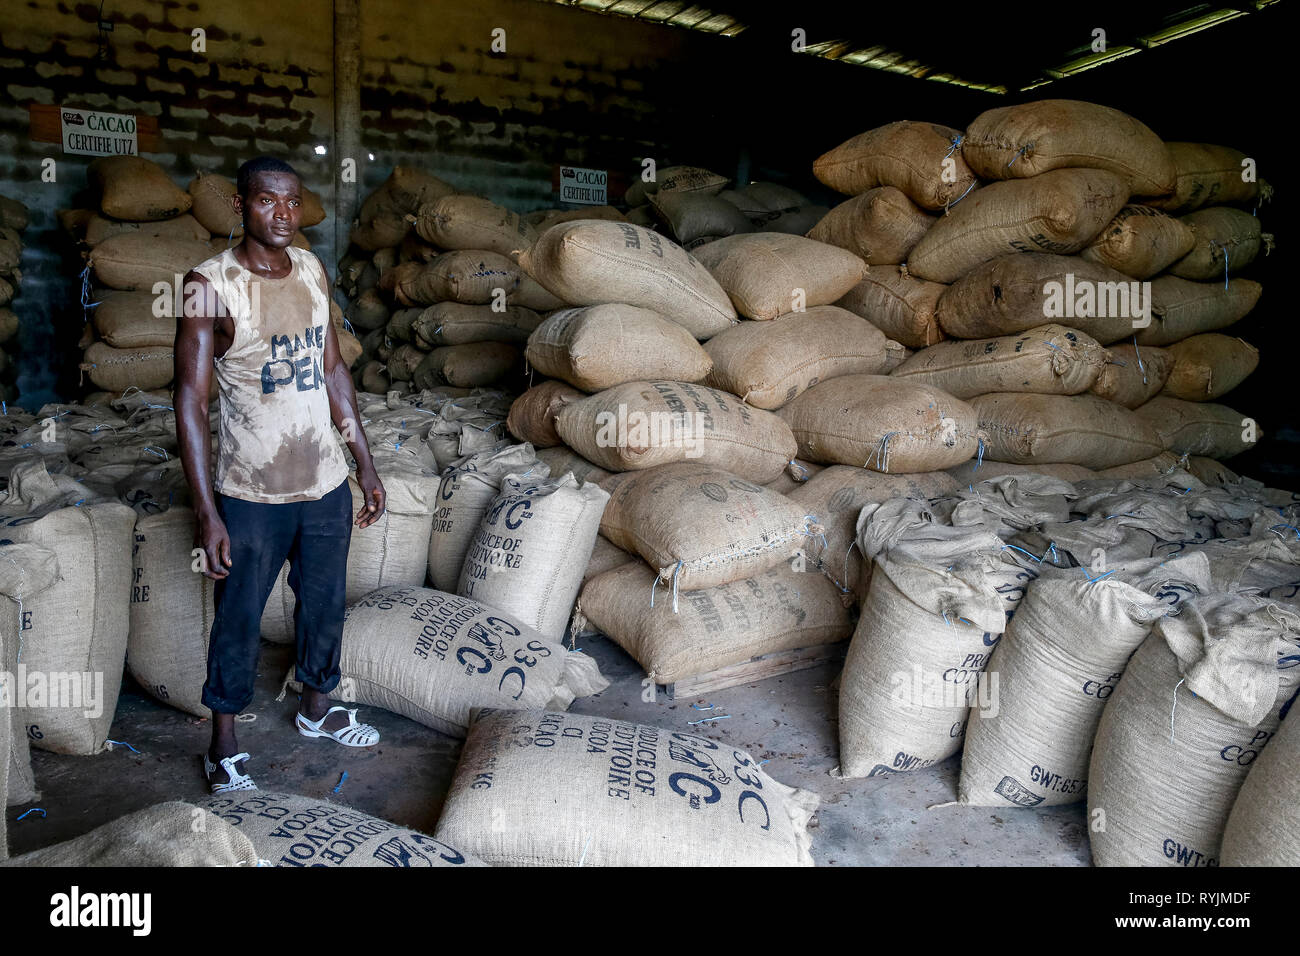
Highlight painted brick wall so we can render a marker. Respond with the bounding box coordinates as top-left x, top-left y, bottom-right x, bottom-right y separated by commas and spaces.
0, 0, 334, 406
0, 0, 987, 408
